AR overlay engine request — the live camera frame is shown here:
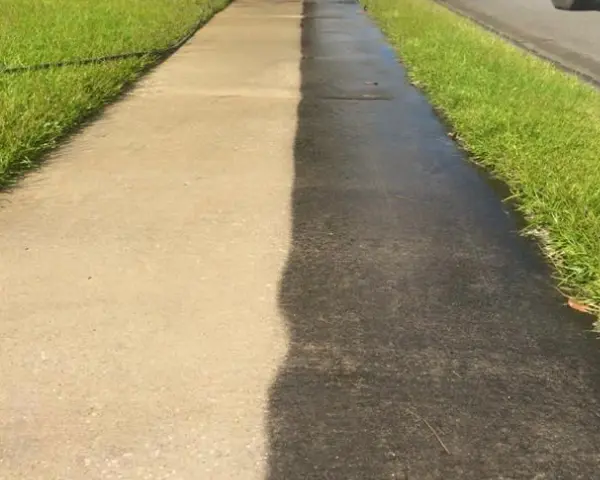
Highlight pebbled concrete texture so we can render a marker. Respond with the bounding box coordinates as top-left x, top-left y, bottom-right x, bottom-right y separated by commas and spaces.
0, 0, 301, 478
267, 0, 600, 479
440, 0, 600, 84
